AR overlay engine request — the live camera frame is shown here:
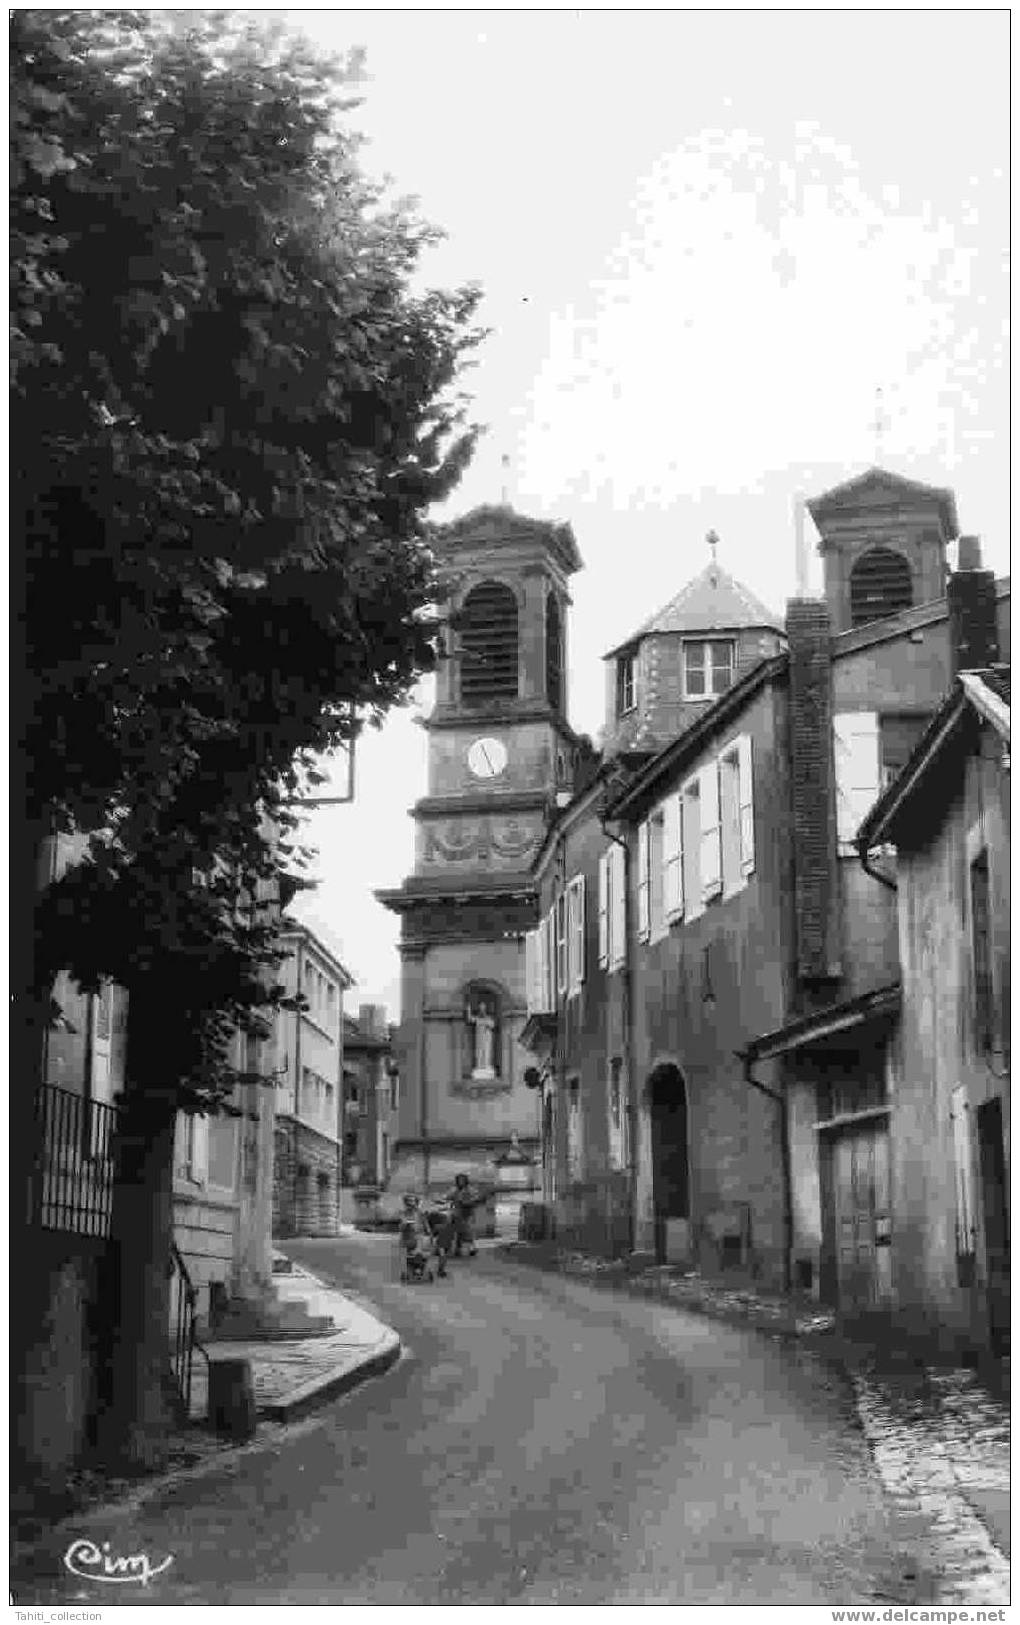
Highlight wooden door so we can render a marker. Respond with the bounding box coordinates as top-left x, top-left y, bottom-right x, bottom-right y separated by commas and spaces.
833, 1121, 892, 1312
977, 1098, 1010, 1354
